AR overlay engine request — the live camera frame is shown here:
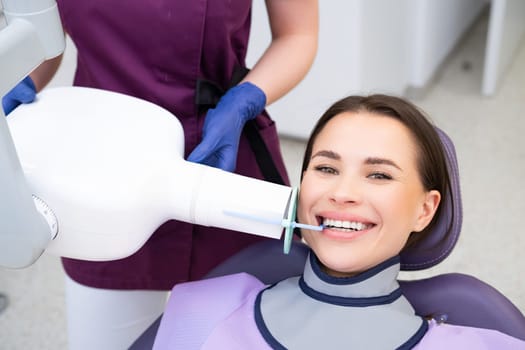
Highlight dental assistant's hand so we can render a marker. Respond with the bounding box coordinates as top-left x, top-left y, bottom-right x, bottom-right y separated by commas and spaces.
2, 77, 37, 116
187, 82, 266, 172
